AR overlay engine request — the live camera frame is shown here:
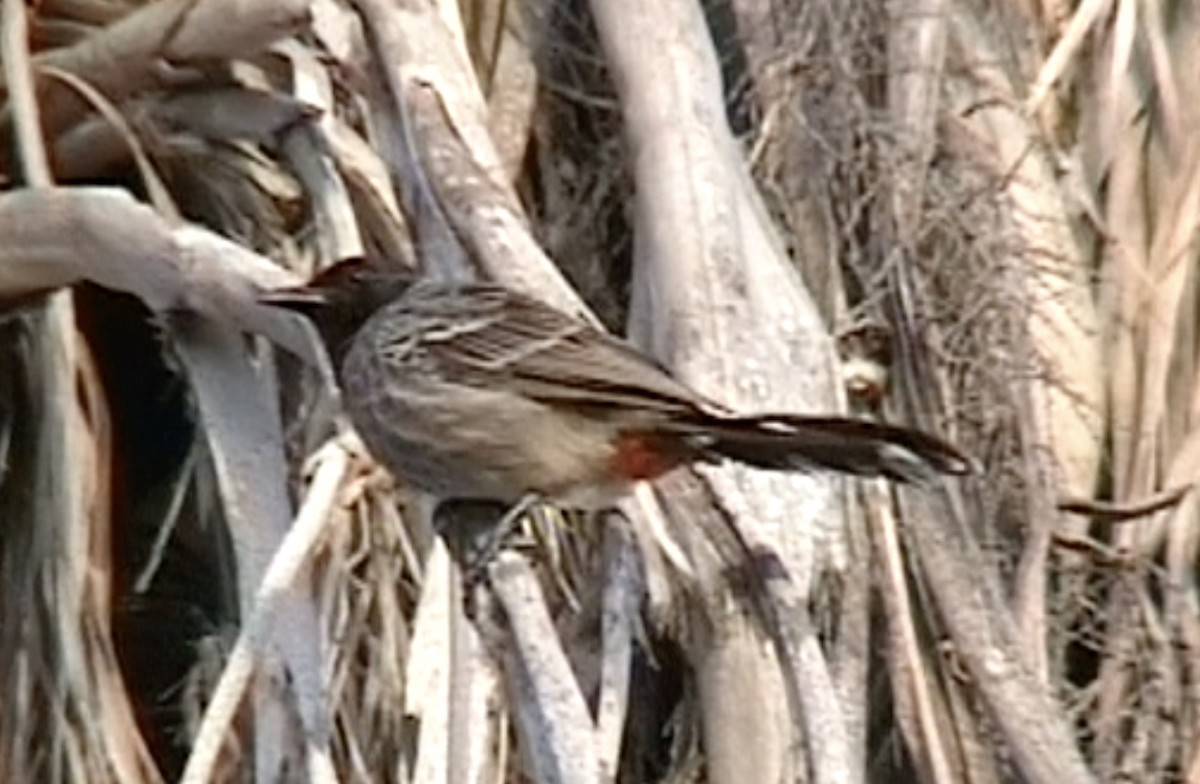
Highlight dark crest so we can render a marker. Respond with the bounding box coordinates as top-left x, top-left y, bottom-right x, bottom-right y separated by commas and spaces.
259, 258, 416, 359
